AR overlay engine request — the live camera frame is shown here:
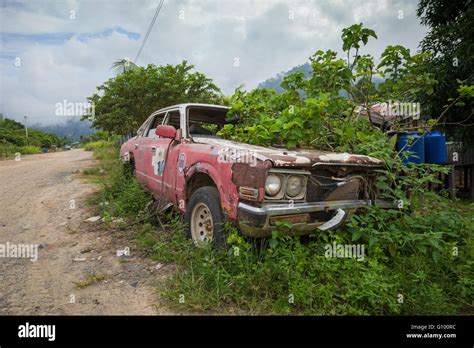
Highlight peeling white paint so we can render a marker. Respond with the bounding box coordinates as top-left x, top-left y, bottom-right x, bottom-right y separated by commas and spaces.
293, 156, 311, 164
193, 137, 382, 166
319, 153, 351, 162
